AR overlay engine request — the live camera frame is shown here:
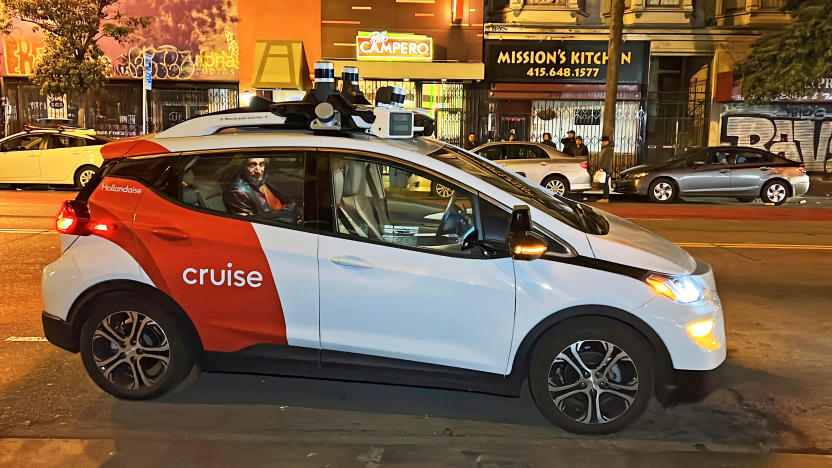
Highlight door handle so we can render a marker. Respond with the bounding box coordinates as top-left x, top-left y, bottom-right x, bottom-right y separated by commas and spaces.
759, 166, 771, 171
719, 169, 731, 174
330, 256, 373, 269
150, 226, 190, 241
